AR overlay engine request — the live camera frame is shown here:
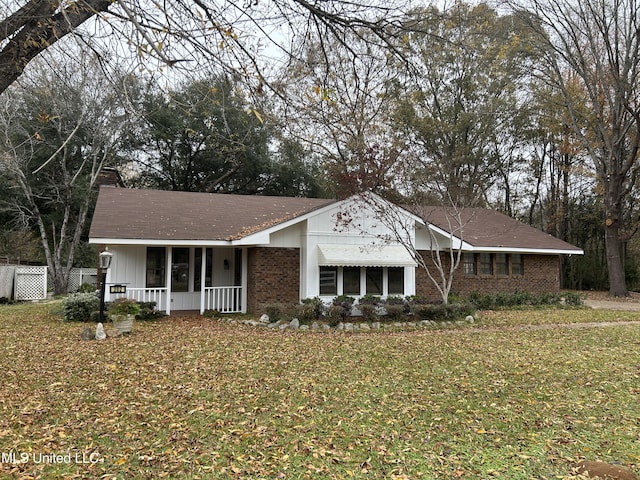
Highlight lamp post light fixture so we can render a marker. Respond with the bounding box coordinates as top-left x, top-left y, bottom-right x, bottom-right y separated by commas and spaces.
98, 250, 113, 324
